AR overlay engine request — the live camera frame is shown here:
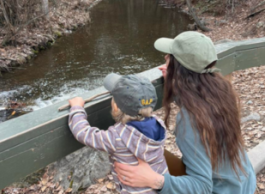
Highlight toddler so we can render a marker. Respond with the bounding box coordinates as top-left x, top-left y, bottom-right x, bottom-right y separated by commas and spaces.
68, 73, 168, 194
